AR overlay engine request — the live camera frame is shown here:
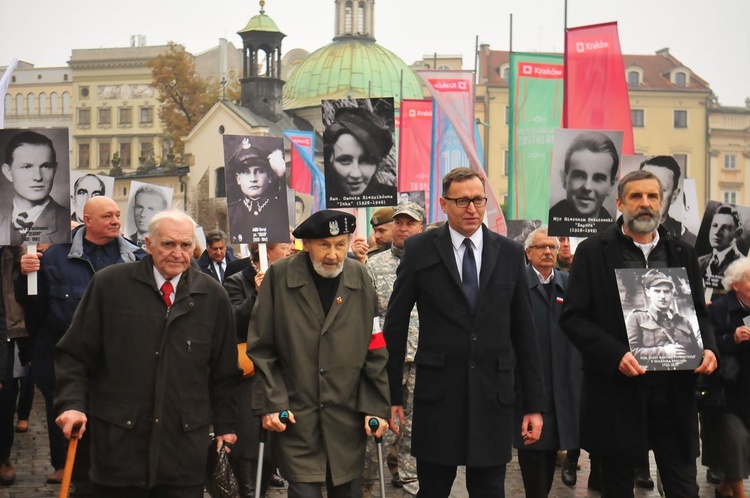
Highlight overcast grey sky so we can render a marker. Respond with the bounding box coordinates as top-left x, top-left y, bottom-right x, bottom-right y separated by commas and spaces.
1, 0, 748, 106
